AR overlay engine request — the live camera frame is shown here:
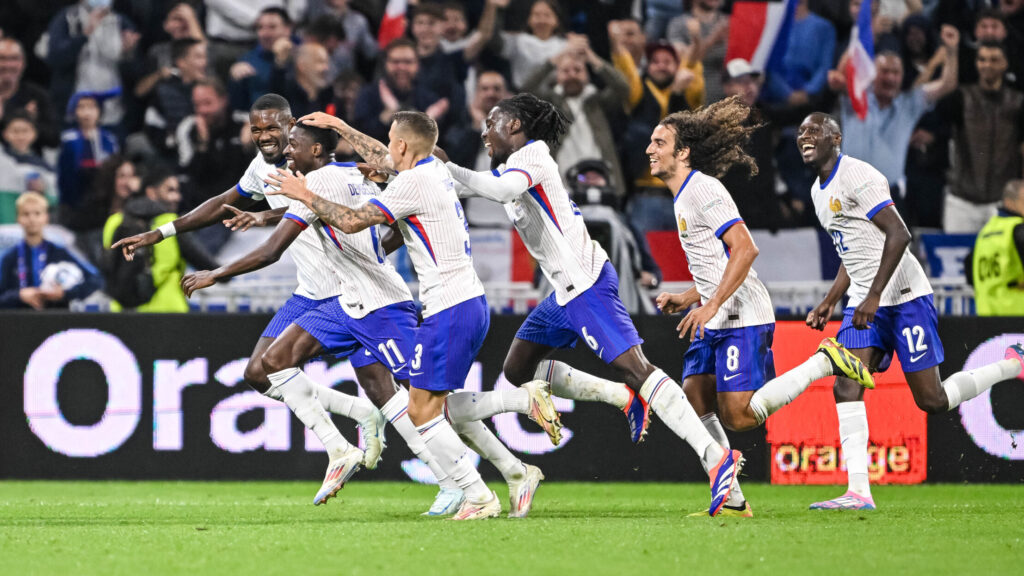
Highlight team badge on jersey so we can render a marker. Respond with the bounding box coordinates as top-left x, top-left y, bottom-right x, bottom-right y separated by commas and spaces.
678, 216, 688, 237
829, 196, 845, 219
